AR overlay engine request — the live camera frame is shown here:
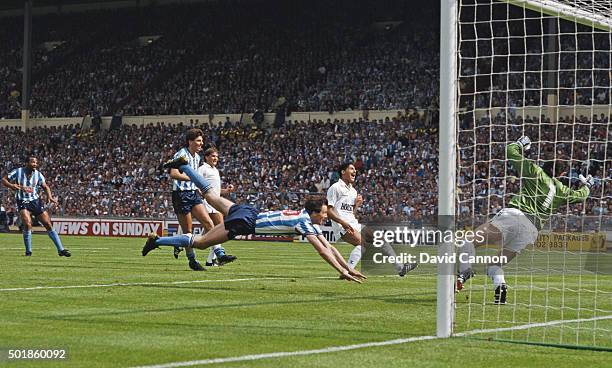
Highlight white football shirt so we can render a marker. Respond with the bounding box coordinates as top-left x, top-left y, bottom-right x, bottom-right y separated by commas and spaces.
326, 179, 358, 223
197, 162, 221, 195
